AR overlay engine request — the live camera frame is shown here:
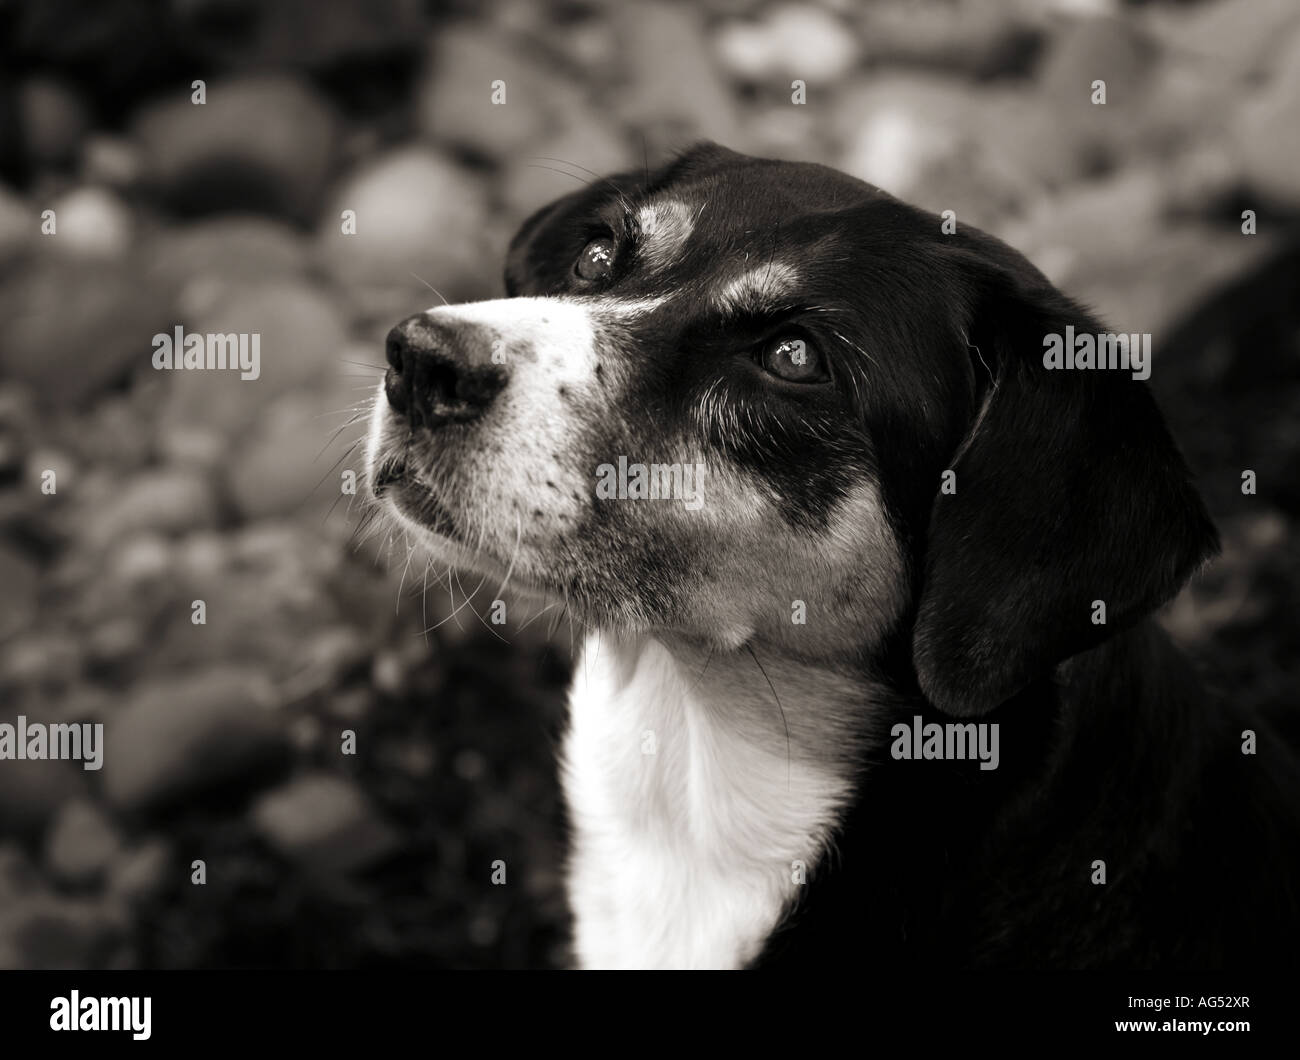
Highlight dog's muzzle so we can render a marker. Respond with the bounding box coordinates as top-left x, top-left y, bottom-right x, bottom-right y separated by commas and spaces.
383, 313, 507, 432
